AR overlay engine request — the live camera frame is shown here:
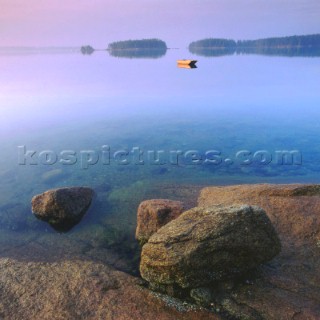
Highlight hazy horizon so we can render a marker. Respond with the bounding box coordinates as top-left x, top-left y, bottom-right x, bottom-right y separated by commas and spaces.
1, 0, 319, 48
